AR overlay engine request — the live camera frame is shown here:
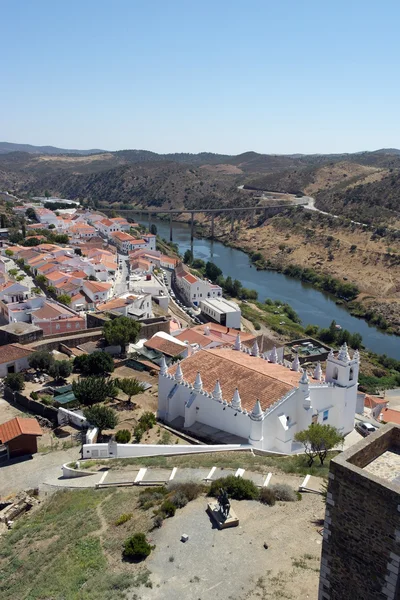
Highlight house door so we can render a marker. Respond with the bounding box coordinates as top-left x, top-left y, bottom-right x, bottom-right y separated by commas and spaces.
7, 364, 15, 374
0, 444, 8, 463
